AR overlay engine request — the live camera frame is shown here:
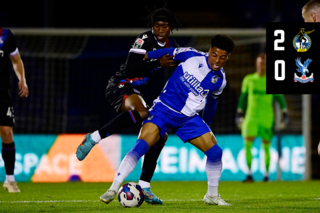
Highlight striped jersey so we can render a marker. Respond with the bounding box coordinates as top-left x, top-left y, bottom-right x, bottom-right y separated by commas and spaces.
150, 47, 226, 117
